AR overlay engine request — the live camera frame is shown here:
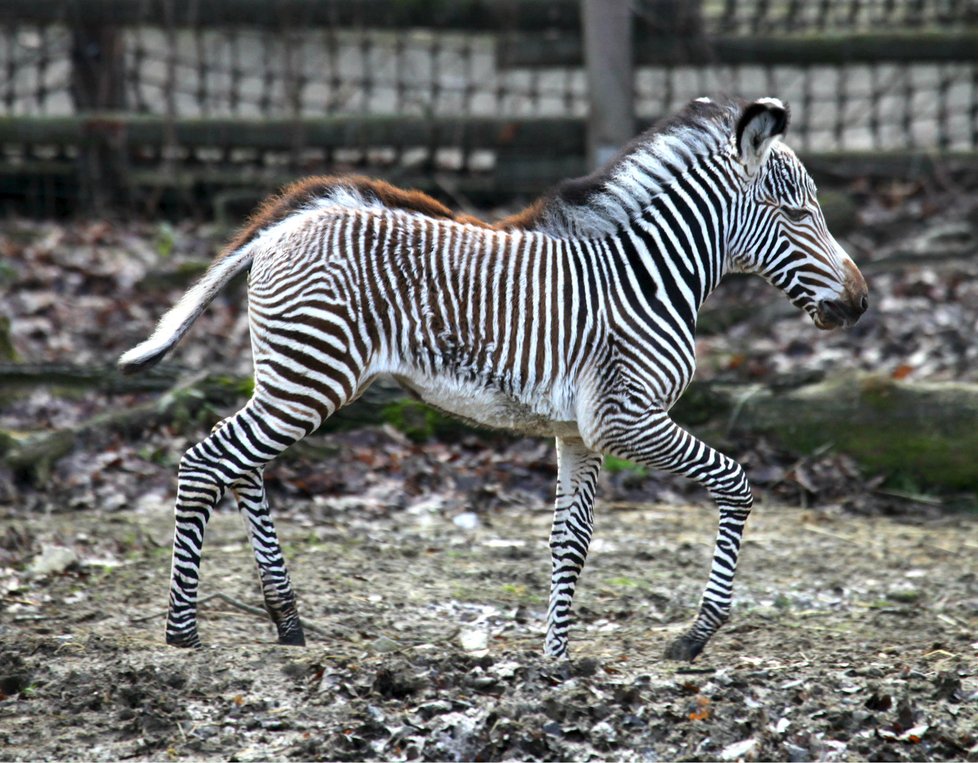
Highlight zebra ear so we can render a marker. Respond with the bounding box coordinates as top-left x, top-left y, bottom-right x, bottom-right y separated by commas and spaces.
735, 98, 789, 174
